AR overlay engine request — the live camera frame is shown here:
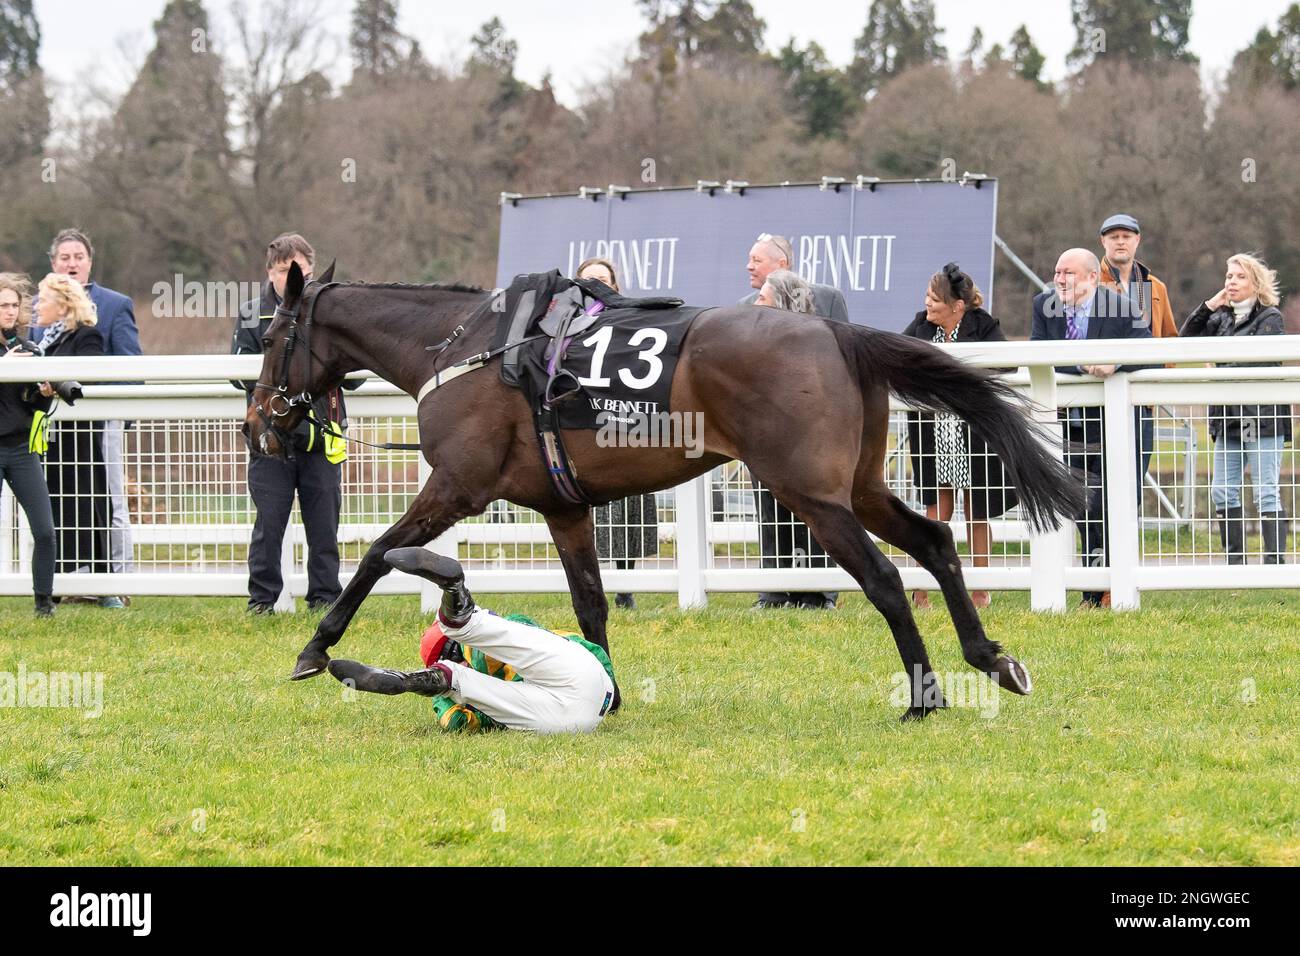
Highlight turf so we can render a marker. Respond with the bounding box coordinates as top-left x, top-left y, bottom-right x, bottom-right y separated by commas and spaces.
0, 590, 1297, 866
